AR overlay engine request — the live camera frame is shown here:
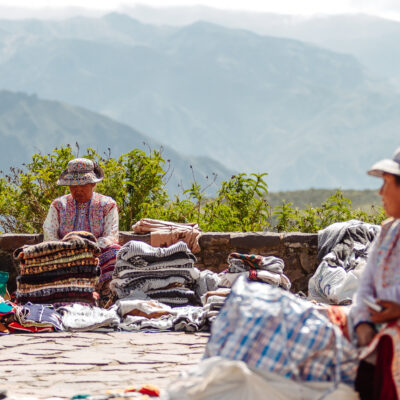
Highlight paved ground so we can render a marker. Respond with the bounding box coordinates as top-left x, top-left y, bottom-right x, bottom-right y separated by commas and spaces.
0, 331, 209, 399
